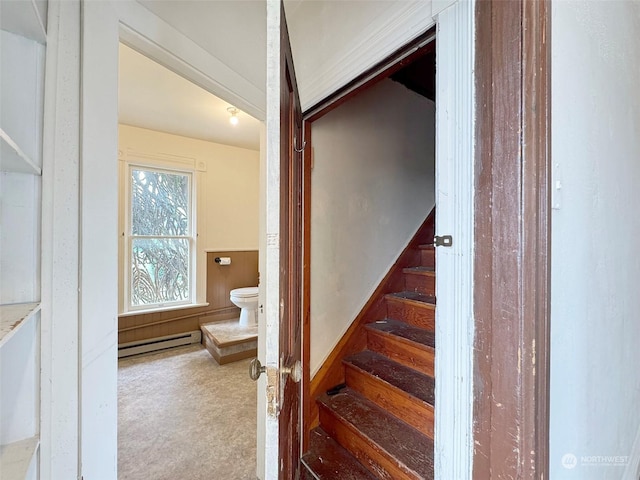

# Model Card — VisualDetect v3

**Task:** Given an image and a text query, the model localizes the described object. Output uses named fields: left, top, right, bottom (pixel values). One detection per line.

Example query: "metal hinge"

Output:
left=433, top=235, right=453, bottom=247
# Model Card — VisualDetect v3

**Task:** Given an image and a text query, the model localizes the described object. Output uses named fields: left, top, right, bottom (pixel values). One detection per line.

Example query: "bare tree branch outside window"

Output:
left=130, top=168, right=191, bottom=307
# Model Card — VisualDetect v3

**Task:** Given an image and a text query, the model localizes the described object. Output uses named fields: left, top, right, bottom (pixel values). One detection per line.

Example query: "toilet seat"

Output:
left=230, top=287, right=258, bottom=298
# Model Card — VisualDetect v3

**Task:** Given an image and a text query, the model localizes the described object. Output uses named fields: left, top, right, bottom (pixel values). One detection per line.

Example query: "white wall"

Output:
left=118, top=124, right=260, bottom=311
left=284, top=0, right=434, bottom=110
left=0, top=173, right=40, bottom=304
left=310, top=79, right=435, bottom=375
left=550, top=2, right=640, bottom=479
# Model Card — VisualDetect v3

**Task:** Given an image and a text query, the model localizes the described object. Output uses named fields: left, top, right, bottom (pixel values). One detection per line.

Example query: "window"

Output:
left=126, top=166, right=194, bottom=310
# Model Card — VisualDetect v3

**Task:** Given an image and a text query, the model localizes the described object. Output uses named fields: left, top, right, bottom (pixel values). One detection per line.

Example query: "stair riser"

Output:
left=318, top=405, right=424, bottom=480
left=386, top=299, right=435, bottom=331
left=420, top=249, right=435, bottom=268
left=404, top=274, right=435, bottom=296
left=366, top=330, right=434, bottom=377
left=345, top=365, right=434, bottom=438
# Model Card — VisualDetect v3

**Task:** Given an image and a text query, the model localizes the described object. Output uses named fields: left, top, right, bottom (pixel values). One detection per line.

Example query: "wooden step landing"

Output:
left=200, top=320, right=257, bottom=365
left=318, top=389, right=434, bottom=480
left=403, top=266, right=435, bottom=296
left=385, top=292, right=436, bottom=331
left=344, top=350, right=434, bottom=437
left=365, top=319, right=435, bottom=376
left=301, top=428, right=377, bottom=480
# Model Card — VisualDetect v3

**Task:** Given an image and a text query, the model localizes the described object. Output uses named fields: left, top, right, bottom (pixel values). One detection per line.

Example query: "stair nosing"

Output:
left=403, top=266, right=435, bottom=276
left=386, top=291, right=436, bottom=308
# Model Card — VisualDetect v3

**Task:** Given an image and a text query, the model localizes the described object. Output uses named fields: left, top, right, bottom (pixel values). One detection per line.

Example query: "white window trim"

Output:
left=122, top=161, right=198, bottom=314
left=118, top=302, right=209, bottom=317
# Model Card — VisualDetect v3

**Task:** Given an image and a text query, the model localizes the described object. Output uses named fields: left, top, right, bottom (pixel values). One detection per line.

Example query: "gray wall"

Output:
left=551, top=2, right=640, bottom=478
left=310, top=79, right=435, bottom=374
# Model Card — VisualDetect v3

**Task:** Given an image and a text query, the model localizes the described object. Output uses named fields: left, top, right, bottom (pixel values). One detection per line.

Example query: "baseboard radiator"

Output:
left=118, top=331, right=202, bottom=358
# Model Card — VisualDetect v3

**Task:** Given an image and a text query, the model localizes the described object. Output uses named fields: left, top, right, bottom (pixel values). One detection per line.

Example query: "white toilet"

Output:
left=229, top=286, right=259, bottom=327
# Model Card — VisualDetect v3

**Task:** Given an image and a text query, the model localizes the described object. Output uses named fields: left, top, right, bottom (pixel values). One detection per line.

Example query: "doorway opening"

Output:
left=299, top=33, right=438, bottom=477
left=116, top=43, right=261, bottom=479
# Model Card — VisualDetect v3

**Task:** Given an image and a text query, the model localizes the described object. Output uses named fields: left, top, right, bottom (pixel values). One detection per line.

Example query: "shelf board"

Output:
left=0, top=436, right=39, bottom=480
left=0, top=1, right=47, bottom=44
left=0, top=129, right=41, bottom=175
left=0, top=303, right=41, bottom=348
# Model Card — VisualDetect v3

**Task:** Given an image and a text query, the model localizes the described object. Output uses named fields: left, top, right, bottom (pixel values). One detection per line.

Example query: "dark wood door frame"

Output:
left=473, top=1, right=551, bottom=478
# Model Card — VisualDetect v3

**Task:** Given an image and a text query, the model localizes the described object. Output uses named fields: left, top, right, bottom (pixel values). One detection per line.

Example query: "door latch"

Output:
left=433, top=235, right=453, bottom=247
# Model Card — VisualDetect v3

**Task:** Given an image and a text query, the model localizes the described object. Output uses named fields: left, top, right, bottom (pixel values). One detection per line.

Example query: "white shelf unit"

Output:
left=0, top=304, right=41, bottom=480
left=0, top=2, right=47, bottom=479
left=0, top=129, right=42, bottom=176
left=0, top=1, right=47, bottom=45
left=0, top=303, right=41, bottom=348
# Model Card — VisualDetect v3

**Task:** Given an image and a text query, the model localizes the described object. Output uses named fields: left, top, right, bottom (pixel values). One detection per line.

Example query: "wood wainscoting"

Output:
left=118, top=250, right=259, bottom=344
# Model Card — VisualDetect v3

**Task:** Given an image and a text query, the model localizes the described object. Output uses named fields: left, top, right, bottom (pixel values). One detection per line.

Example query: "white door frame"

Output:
left=40, top=2, right=82, bottom=478
left=42, top=0, right=268, bottom=477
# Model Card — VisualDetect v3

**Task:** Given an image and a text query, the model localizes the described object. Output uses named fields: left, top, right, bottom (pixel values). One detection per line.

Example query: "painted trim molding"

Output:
left=81, top=1, right=120, bottom=476
left=433, top=1, right=475, bottom=479
left=40, top=1, right=81, bottom=478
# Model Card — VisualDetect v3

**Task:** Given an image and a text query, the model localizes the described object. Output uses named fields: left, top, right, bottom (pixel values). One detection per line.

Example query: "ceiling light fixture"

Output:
left=227, top=107, right=239, bottom=126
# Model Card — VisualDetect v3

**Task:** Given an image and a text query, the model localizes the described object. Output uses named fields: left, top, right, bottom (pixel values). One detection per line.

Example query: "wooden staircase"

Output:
left=302, top=221, right=436, bottom=480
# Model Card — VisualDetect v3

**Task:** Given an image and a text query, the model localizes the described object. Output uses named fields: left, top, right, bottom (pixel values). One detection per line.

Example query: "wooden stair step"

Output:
left=403, top=266, right=435, bottom=296
left=385, top=292, right=436, bottom=331
left=318, top=388, right=434, bottom=480
left=345, top=350, right=435, bottom=404
left=418, top=244, right=435, bottom=268
left=343, top=350, right=434, bottom=437
left=365, top=319, right=435, bottom=376
left=301, top=428, right=378, bottom=480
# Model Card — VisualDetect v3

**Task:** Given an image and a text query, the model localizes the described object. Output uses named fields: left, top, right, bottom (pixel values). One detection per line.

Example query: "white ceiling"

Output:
left=118, top=43, right=261, bottom=151
left=117, top=0, right=419, bottom=150
left=138, top=0, right=267, bottom=92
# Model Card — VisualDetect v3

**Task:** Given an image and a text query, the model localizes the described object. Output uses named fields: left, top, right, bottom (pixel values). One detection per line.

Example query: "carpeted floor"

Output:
left=118, top=344, right=257, bottom=480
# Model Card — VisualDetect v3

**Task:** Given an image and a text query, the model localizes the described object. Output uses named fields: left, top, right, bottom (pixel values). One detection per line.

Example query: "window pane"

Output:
left=131, top=169, right=189, bottom=236
left=131, top=238, right=189, bottom=306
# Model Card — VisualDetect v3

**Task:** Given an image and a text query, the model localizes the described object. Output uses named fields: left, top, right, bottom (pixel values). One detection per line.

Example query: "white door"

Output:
left=433, top=1, right=475, bottom=479
left=262, top=1, right=305, bottom=478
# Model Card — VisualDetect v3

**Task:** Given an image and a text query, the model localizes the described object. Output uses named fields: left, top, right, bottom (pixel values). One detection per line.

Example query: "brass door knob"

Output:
left=282, top=360, right=302, bottom=383
left=249, top=358, right=266, bottom=381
